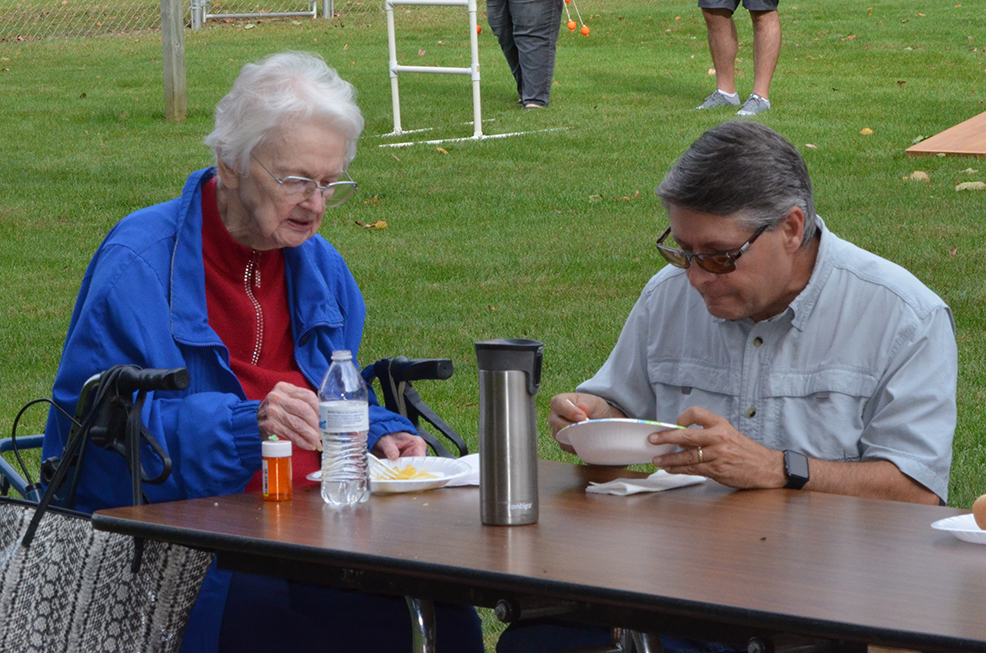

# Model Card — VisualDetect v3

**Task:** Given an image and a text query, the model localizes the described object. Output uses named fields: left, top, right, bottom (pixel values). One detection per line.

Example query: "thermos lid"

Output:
left=262, top=438, right=292, bottom=458
left=475, top=338, right=544, bottom=395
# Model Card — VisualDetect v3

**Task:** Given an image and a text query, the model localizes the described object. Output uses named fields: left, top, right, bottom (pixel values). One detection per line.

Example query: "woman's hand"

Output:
left=372, top=432, right=427, bottom=460
left=257, top=382, right=321, bottom=451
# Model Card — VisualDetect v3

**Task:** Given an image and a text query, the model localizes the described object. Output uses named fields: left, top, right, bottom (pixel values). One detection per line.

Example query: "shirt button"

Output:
left=746, top=407, right=757, bottom=418
left=753, top=337, right=763, bottom=347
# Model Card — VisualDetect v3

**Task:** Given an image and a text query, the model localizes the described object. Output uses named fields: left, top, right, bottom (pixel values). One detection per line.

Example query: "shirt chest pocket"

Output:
left=759, top=369, right=879, bottom=459
left=647, top=361, right=738, bottom=425
left=648, top=361, right=879, bottom=460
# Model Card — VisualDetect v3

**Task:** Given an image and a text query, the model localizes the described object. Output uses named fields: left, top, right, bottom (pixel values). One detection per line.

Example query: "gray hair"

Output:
left=204, top=51, right=365, bottom=174
left=655, top=122, right=818, bottom=245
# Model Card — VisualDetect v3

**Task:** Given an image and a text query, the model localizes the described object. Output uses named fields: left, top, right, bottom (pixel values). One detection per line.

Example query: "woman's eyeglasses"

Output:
left=252, top=155, right=358, bottom=208
left=655, top=224, right=769, bottom=275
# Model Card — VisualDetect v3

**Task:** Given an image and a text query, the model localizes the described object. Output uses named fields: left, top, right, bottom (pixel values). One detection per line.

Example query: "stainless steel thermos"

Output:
left=476, top=338, right=544, bottom=526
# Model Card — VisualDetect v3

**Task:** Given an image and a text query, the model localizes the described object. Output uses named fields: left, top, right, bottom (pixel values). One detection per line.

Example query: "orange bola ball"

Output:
left=476, top=25, right=481, bottom=34
left=565, top=0, right=571, bottom=3
left=567, top=20, right=576, bottom=31
left=581, top=24, right=590, bottom=35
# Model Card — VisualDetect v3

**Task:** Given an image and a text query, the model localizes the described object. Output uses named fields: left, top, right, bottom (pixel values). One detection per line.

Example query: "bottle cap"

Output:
left=262, top=438, right=292, bottom=458
left=331, top=350, right=353, bottom=361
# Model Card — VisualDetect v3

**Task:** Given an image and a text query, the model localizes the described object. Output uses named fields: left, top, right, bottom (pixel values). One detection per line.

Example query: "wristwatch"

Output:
left=783, top=450, right=810, bottom=490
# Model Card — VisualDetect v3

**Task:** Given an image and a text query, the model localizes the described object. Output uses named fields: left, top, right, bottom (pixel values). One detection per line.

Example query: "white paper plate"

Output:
left=555, top=418, right=682, bottom=465
left=931, top=513, right=986, bottom=545
left=306, top=456, right=471, bottom=494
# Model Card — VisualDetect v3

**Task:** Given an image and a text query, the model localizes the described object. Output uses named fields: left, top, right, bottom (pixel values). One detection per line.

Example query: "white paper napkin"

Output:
left=586, top=469, right=706, bottom=496
left=445, top=453, right=480, bottom=487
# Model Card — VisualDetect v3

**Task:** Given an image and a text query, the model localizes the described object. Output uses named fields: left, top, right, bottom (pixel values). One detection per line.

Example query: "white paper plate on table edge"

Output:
left=306, top=456, right=471, bottom=494
left=556, top=418, right=682, bottom=466
left=931, top=513, right=986, bottom=545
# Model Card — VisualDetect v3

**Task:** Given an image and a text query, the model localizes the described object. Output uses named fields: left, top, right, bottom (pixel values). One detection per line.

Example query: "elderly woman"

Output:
left=42, top=52, right=483, bottom=653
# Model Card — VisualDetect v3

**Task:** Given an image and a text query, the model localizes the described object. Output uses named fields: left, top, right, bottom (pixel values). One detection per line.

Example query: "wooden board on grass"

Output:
left=905, top=111, right=986, bottom=157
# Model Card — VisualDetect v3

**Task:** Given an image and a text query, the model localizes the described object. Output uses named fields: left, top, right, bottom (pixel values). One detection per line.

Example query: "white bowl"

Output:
left=931, top=513, right=986, bottom=545
left=555, top=418, right=681, bottom=466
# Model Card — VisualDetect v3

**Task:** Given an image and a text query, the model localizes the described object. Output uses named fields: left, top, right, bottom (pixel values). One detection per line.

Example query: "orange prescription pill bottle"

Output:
left=262, top=438, right=292, bottom=501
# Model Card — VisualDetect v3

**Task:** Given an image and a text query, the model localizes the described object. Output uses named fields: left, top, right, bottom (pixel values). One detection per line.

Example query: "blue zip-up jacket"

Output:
left=42, top=167, right=416, bottom=652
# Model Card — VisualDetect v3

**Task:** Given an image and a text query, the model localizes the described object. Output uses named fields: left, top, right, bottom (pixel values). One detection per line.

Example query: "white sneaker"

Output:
left=696, top=90, right=741, bottom=110
left=737, top=94, right=771, bottom=116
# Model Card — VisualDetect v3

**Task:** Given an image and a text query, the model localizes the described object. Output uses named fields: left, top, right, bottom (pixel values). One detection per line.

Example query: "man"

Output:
left=695, top=0, right=781, bottom=116
left=551, top=121, right=956, bottom=506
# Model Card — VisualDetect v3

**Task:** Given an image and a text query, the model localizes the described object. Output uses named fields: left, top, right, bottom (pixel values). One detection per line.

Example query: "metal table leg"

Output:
left=406, top=596, right=437, bottom=653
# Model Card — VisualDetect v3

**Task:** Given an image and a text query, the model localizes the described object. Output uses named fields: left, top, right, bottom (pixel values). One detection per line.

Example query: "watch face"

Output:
left=786, top=452, right=809, bottom=479
left=784, top=451, right=809, bottom=489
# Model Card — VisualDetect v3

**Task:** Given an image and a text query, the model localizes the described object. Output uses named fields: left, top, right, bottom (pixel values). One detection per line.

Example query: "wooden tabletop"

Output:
left=93, top=460, right=986, bottom=652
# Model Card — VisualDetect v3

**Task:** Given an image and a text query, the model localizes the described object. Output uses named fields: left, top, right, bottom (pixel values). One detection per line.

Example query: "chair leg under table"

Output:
left=406, top=596, right=438, bottom=653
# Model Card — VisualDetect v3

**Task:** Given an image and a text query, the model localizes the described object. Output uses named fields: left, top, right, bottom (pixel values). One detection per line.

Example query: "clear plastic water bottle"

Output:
left=318, top=350, right=370, bottom=507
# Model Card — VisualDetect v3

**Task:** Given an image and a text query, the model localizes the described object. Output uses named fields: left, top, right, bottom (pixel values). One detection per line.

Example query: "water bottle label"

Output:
left=319, top=400, right=369, bottom=432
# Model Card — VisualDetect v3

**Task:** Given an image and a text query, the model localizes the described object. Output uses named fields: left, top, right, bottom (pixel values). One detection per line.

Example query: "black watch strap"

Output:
left=783, top=450, right=809, bottom=490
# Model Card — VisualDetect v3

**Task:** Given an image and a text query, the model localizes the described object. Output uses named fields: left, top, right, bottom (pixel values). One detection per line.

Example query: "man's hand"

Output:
left=549, top=393, right=626, bottom=453
left=257, top=382, right=321, bottom=451
left=650, top=406, right=786, bottom=489
left=372, top=432, right=427, bottom=460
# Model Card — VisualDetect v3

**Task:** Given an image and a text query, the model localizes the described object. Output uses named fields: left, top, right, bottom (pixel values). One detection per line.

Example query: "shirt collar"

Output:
left=785, top=215, right=832, bottom=331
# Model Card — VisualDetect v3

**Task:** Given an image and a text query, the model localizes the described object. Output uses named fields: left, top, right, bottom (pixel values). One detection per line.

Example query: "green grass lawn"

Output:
left=1, top=0, right=984, bottom=515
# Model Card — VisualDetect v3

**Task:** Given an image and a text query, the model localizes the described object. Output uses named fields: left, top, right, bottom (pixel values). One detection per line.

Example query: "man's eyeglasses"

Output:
left=655, top=224, right=770, bottom=275
left=252, top=155, right=358, bottom=208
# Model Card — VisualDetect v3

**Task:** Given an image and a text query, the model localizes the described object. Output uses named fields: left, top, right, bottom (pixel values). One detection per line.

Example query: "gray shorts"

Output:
left=698, top=0, right=778, bottom=11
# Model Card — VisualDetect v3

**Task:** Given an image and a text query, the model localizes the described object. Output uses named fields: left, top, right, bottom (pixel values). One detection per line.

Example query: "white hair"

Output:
left=204, top=51, right=364, bottom=173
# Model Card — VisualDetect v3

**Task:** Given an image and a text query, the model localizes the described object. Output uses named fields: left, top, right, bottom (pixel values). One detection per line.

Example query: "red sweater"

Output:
left=201, top=177, right=320, bottom=488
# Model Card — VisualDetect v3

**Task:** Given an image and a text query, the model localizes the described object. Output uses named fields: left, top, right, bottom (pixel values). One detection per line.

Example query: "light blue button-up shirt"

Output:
left=578, top=218, right=957, bottom=501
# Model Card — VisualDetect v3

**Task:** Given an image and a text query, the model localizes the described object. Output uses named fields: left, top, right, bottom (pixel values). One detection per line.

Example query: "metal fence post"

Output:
left=190, top=0, right=203, bottom=29
left=161, top=0, right=187, bottom=122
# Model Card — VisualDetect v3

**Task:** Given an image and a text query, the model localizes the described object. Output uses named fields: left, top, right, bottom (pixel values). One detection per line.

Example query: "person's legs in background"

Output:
left=694, top=0, right=742, bottom=110
left=487, top=0, right=524, bottom=102
left=508, top=0, right=564, bottom=107
left=702, top=6, right=739, bottom=96
left=749, top=9, right=780, bottom=100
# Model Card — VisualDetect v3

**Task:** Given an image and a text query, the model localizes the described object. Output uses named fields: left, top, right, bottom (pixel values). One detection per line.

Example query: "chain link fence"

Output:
left=0, top=0, right=380, bottom=42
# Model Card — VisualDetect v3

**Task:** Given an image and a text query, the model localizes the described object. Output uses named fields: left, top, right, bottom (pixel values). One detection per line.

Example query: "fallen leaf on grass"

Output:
left=436, top=146, right=449, bottom=155
left=707, top=68, right=716, bottom=76
left=907, top=171, right=930, bottom=182
left=355, top=219, right=388, bottom=229
left=950, top=248, right=958, bottom=256
left=911, top=135, right=925, bottom=144
left=362, top=195, right=381, bottom=206
left=588, top=194, right=603, bottom=203
left=956, top=181, right=986, bottom=191
left=391, top=153, right=401, bottom=161
left=805, top=143, right=818, bottom=150
left=860, top=127, right=874, bottom=135
left=418, top=49, right=426, bottom=56
left=961, top=168, right=979, bottom=174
